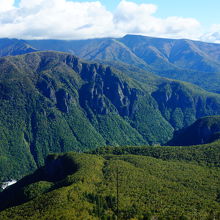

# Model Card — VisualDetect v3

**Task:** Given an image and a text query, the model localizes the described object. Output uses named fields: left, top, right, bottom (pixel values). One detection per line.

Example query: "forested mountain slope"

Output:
left=1, top=51, right=220, bottom=181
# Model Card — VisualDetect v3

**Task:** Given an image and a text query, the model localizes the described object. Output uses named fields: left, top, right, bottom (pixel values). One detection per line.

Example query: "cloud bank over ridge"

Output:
left=0, top=0, right=219, bottom=43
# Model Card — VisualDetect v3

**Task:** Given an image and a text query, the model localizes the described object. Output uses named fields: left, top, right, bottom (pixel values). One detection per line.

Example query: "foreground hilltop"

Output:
left=1, top=51, right=220, bottom=180
left=1, top=143, right=220, bottom=219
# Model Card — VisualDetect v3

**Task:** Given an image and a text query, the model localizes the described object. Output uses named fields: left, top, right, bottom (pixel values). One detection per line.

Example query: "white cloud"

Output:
left=161, top=17, right=201, bottom=39
left=0, top=0, right=213, bottom=42
left=19, top=0, right=45, bottom=8
left=113, top=1, right=158, bottom=34
left=113, top=1, right=201, bottom=40
left=201, top=24, right=220, bottom=43
left=114, top=0, right=157, bottom=23
left=0, top=0, right=15, bottom=12
left=0, top=0, right=114, bottom=39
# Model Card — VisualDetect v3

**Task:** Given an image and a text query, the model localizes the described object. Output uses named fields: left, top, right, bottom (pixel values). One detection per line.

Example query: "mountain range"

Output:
left=1, top=35, right=220, bottom=93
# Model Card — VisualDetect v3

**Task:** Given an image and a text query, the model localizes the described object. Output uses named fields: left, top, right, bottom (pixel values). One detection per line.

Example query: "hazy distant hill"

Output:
left=1, top=51, right=220, bottom=181
left=120, top=35, right=220, bottom=73
left=120, top=35, right=220, bottom=93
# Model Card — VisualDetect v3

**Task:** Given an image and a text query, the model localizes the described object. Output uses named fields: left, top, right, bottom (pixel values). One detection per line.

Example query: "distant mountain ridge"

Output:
left=0, top=38, right=37, bottom=57
left=1, top=35, right=220, bottom=92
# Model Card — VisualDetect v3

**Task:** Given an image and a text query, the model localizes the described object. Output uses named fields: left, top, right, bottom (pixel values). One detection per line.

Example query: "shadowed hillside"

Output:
left=168, top=115, right=220, bottom=146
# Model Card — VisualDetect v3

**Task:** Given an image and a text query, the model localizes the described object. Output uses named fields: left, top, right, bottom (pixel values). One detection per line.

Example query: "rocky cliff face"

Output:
left=79, top=65, right=138, bottom=117
left=35, top=54, right=141, bottom=117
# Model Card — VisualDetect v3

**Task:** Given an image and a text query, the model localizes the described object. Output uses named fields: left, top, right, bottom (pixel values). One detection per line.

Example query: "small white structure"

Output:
left=1, top=180, right=17, bottom=190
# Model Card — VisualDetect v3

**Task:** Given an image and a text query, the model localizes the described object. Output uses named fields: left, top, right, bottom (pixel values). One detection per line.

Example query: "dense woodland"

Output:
left=1, top=143, right=220, bottom=219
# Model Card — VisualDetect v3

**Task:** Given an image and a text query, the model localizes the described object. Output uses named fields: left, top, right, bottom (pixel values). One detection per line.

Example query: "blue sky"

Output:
left=150, top=0, right=219, bottom=29
left=1, top=0, right=219, bottom=42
